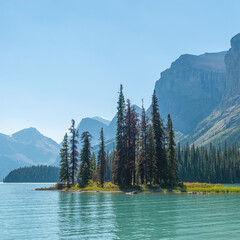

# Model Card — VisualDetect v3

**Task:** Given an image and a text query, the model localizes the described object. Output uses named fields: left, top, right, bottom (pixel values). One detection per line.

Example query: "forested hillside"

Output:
left=3, top=165, right=59, bottom=183
left=178, top=143, right=240, bottom=183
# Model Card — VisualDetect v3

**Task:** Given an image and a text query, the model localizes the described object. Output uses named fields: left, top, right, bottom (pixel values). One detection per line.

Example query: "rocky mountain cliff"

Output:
left=151, top=33, right=240, bottom=147
left=224, top=33, right=240, bottom=100
left=186, top=33, right=240, bottom=146
left=154, top=52, right=227, bottom=135
left=78, top=35, right=240, bottom=148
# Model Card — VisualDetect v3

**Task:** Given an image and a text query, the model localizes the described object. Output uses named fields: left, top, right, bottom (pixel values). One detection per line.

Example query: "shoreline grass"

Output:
left=35, top=181, right=240, bottom=194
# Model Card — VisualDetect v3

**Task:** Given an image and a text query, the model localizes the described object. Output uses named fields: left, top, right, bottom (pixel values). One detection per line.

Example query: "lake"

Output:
left=1, top=183, right=240, bottom=239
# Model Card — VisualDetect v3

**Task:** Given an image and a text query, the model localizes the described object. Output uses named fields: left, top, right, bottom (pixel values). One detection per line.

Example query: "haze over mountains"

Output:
left=77, top=105, right=142, bottom=147
left=0, top=128, right=60, bottom=180
left=2, top=33, right=240, bottom=180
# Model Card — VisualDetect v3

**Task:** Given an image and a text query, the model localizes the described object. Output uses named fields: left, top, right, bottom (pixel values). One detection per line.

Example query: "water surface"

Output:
left=0, top=183, right=240, bottom=239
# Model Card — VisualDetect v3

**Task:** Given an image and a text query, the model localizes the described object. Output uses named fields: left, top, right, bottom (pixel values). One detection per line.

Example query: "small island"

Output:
left=36, top=181, right=240, bottom=194
left=36, top=85, right=240, bottom=194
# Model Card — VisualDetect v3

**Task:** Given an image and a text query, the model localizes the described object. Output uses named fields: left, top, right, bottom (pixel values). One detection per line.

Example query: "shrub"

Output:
left=55, top=182, right=63, bottom=190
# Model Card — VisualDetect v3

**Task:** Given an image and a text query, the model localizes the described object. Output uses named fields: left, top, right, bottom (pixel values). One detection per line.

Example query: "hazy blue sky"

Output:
left=1, top=0, right=240, bottom=142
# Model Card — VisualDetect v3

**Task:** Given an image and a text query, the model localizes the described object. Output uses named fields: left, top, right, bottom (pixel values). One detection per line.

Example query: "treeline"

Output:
left=3, top=165, right=59, bottom=183
left=178, top=143, right=240, bottom=183
left=59, top=85, right=178, bottom=187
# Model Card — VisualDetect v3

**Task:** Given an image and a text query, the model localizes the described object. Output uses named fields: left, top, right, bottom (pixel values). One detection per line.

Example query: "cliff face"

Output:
left=154, top=52, right=226, bottom=134
left=225, top=33, right=240, bottom=98
left=185, top=33, right=240, bottom=146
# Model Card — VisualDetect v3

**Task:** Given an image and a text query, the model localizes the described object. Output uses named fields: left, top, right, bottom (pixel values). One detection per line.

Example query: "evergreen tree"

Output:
left=113, top=84, right=125, bottom=185
left=138, top=100, right=148, bottom=184
left=69, top=119, right=79, bottom=185
left=151, top=90, right=167, bottom=184
left=123, top=99, right=138, bottom=185
left=146, top=125, right=156, bottom=184
left=78, top=132, right=92, bottom=186
left=98, top=128, right=106, bottom=186
left=90, top=152, right=97, bottom=180
left=166, top=114, right=178, bottom=187
left=106, top=150, right=114, bottom=182
left=177, top=143, right=182, bottom=180
left=59, top=133, right=70, bottom=187
left=177, top=141, right=240, bottom=183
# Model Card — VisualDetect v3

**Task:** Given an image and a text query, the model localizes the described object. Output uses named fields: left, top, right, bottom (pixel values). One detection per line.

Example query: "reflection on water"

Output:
left=56, top=191, right=240, bottom=240
left=58, top=193, right=117, bottom=239
left=1, top=183, right=240, bottom=240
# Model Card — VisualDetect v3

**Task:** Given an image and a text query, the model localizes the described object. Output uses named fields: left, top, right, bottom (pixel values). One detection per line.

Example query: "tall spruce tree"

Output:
left=69, top=119, right=79, bottom=185
left=138, top=100, right=148, bottom=184
left=79, top=131, right=92, bottom=186
left=146, top=125, right=156, bottom=184
left=90, top=152, right=97, bottom=180
left=130, top=104, right=138, bottom=185
left=113, top=84, right=125, bottom=185
left=59, top=133, right=70, bottom=187
left=151, top=90, right=167, bottom=184
left=106, top=150, right=115, bottom=182
left=167, top=114, right=178, bottom=187
left=123, top=99, right=138, bottom=185
left=98, top=128, right=106, bottom=186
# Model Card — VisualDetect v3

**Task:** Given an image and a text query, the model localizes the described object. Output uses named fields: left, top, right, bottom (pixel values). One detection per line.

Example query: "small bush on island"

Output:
left=68, top=181, right=120, bottom=192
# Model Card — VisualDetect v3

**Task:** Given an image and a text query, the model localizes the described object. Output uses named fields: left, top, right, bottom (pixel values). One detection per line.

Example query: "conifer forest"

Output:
left=59, top=85, right=240, bottom=187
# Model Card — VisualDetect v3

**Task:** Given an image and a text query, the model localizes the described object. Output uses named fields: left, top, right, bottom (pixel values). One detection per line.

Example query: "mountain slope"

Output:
left=187, top=33, right=240, bottom=146
left=92, top=116, right=111, bottom=126
left=0, top=128, right=60, bottom=180
left=77, top=105, right=142, bottom=148
left=77, top=118, right=108, bottom=146
left=153, top=51, right=227, bottom=135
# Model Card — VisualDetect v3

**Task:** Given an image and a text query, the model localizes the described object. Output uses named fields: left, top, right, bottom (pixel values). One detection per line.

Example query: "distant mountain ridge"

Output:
left=77, top=106, right=142, bottom=147
left=0, top=128, right=60, bottom=181
left=92, top=116, right=111, bottom=126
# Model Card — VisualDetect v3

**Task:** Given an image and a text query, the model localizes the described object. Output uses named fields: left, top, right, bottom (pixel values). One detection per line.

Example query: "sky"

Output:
left=1, top=0, right=240, bottom=143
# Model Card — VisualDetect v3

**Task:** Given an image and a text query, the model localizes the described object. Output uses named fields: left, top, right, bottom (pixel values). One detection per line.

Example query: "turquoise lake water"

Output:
left=1, top=183, right=240, bottom=240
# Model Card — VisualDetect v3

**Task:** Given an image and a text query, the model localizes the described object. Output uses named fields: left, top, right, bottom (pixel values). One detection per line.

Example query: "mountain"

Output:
left=77, top=105, right=142, bottom=148
left=187, top=33, right=240, bottom=146
left=153, top=51, right=226, bottom=135
left=153, top=33, right=240, bottom=147
left=5, top=34, right=240, bottom=178
left=92, top=116, right=111, bottom=126
left=0, top=128, right=60, bottom=181
left=77, top=118, right=108, bottom=146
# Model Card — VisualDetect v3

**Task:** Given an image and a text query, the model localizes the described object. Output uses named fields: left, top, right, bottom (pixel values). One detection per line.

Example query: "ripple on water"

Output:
left=0, top=184, right=240, bottom=240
